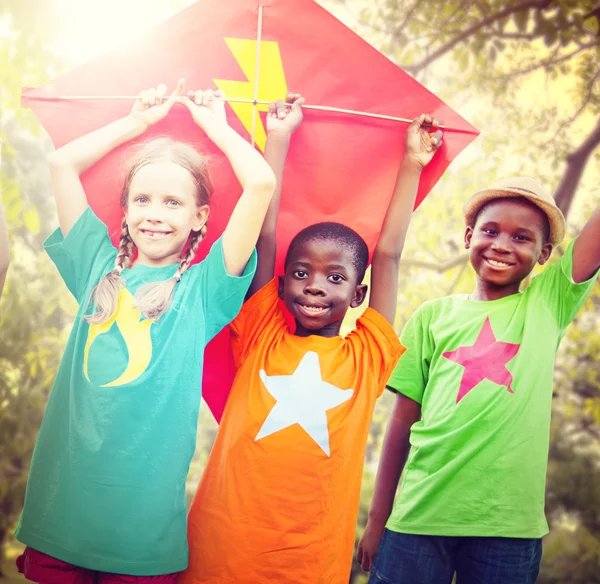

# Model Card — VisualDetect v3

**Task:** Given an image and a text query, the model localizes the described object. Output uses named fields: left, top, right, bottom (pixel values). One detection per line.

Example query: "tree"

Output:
left=0, top=4, right=72, bottom=574
left=335, top=0, right=600, bottom=216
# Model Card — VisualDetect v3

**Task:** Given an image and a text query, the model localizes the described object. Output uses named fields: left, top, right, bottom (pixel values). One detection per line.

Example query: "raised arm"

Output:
left=357, top=393, right=421, bottom=572
left=182, top=90, right=277, bottom=277
left=49, top=80, right=185, bottom=236
left=572, top=207, right=600, bottom=283
left=247, top=94, right=304, bottom=297
left=369, top=115, right=442, bottom=323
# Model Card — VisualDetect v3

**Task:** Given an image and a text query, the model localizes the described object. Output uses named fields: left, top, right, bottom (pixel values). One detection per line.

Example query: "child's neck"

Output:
left=294, top=319, right=343, bottom=339
left=132, top=257, right=179, bottom=269
left=469, top=278, right=522, bottom=302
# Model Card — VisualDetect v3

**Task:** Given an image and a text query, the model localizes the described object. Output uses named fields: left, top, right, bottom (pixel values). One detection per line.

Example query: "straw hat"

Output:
left=463, top=176, right=566, bottom=245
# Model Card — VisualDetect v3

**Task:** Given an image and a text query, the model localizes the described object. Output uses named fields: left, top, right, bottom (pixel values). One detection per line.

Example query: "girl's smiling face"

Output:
left=125, top=161, right=209, bottom=267
left=465, top=198, right=553, bottom=298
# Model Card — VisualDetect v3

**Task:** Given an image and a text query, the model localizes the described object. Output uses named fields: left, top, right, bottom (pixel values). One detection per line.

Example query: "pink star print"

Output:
left=443, top=317, right=520, bottom=403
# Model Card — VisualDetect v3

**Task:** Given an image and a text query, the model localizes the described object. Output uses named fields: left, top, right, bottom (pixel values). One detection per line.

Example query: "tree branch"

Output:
left=541, top=68, right=600, bottom=148
left=495, top=32, right=536, bottom=40
left=554, top=119, right=600, bottom=217
left=394, top=0, right=422, bottom=37
left=435, top=0, right=472, bottom=36
left=480, top=41, right=598, bottom=82
left=473, top=0, right=489, bottom=17
left=403, top=0, right=553, bottom=73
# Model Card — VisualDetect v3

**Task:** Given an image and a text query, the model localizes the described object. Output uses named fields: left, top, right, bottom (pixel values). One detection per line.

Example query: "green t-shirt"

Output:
left=15, top=207, right=256, bottom=575
left=386, top=240, right=598, bottom=538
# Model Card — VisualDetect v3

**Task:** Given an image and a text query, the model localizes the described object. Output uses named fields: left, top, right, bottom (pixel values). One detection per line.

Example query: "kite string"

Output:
left=251, top=5, right=264, bottom=147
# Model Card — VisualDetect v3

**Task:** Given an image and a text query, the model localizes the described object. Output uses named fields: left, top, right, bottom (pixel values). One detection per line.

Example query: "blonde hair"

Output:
left=87, top=138, right=212, bottom=324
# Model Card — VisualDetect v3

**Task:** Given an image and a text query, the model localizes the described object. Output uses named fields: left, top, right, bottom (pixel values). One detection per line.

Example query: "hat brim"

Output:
left=463, top=188, right=566, bottom=245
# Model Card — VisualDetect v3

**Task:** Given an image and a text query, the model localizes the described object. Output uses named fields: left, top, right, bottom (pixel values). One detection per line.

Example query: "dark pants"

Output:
left=368, top=529, right=542, bottom=584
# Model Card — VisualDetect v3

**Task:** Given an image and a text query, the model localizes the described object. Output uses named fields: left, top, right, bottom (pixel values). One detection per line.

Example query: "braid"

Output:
left=115, top=217, right=134, bottom=272
left=175, top=229, right=204, bottom=281
left=86, top=218, right=134, bottom=325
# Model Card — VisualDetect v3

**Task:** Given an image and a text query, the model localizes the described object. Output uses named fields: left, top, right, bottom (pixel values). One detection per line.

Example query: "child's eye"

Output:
left=513, top=235, right=529, bottom=242
left=134, top=196, right=149, bottom=204
left=482, top=228, right=497, bottom=236
left=293, top=270, right=308, bottom=279
left=328, top=274, right=345, bottom=283
left=166, top=199, right=181, bottom=207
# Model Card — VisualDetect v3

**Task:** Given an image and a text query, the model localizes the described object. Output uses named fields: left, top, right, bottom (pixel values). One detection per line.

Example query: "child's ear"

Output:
left=537, top=242, right=553, bottom=265
left=193, top=204, right=210, bottom=232
left=464, top=226, right=474, bottom=249
left=277, top=275, right=285, bottom=299
left=350, top=284, right=368, bottom=308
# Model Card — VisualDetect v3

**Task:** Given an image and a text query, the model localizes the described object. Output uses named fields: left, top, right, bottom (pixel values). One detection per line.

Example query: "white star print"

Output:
left=255, top=351, right=354, bottom=456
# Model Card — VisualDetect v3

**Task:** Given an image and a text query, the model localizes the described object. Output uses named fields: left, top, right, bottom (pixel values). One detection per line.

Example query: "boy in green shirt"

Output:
left=358, top=177, right=600, bottom=584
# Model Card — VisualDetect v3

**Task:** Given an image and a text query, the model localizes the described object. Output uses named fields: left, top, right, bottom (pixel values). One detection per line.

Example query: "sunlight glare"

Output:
left=51, top=0, right=195, bottom=65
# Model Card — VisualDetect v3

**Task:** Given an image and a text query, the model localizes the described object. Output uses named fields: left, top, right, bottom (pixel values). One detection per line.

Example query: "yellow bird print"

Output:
left=83, top=287, right=153, bottom=387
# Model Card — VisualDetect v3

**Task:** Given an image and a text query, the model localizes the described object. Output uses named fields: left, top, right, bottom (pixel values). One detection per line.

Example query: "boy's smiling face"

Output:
left=278, top=238, right=367, bottom=338
left=465, top=198, right=553, bottom=296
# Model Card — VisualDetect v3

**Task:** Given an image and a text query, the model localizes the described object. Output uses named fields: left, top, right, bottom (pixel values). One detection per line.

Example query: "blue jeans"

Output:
left=368, top=529, right=542, bottom=584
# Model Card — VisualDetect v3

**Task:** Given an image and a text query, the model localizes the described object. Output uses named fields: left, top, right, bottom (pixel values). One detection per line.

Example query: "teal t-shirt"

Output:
left=15, top=207, right=256, bottom=575
left=386, top=240, right=598, bottom=538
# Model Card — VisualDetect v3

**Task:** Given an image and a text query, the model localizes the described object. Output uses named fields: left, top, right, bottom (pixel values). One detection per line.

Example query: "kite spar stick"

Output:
left=21, top=95, right=478, bottom=135
left=250, top=5, right=265, bottom=147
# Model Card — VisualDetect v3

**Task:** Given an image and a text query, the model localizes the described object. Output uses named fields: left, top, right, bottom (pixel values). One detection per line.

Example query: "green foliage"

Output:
left=0, top=242, right=72, bottom=551
left=0, top=6, right=70, bottom=575
left=347, top=0, right=600, bottom=185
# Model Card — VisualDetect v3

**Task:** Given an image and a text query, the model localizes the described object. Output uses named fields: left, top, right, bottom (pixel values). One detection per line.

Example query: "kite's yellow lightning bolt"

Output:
left=214, top=39, right=288, bottom=152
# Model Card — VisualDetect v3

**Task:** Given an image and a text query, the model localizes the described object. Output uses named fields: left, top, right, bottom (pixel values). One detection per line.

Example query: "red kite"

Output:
left=22, top=0, right=478, bottom=421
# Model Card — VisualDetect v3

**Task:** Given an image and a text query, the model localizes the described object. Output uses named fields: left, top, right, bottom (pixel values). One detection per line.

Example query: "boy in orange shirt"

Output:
left=179, top=97, right=443, bottom=584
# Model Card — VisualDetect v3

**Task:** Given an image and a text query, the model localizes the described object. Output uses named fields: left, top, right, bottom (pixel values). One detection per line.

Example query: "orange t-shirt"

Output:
left=180, top=280, right=404, bottom=584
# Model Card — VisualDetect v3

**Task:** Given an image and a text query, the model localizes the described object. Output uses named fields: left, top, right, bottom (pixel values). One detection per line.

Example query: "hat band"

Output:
left=503, top=186, right=542, bottom=197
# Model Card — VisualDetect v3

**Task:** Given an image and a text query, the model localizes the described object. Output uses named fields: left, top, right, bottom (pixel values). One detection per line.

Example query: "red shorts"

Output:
left=16, top=548, right=179, bottom=584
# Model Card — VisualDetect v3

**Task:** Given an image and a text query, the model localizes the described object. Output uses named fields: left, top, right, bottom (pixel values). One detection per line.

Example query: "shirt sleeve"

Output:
left=350, top=307, right=406, bottom=397
left=43, top=207, right=117, bottom=304
left=386, top=306, right=429, bottom=404
left=229, top=279, right=287, bottom=368
left=193, top=237, right=258, bottom=344
left=531, top=239, right=600, bottom=330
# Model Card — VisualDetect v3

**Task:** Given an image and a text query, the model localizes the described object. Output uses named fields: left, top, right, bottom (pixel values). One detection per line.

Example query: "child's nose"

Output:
left=490, top=233, right=512, bottom=251
left=144, top=203, right=165, bottom=222
left=304, top=277, right=326, bottom=295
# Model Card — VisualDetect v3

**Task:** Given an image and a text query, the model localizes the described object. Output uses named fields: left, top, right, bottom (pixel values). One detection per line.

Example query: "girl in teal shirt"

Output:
left=15, top=80, right=275, bottom=582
